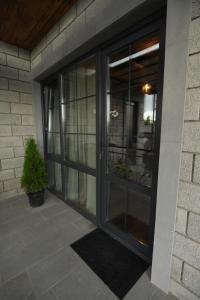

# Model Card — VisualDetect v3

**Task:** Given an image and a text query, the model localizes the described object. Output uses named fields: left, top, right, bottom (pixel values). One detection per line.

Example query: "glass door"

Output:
left=102, top=32, right=162, bottom=259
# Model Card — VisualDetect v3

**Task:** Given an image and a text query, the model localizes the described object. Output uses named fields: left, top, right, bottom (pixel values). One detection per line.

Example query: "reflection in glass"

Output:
left=107, top=35, right=159, bottom=187
left=47, top=133, right=61, bottom=155
left=65, top=167, right=96, bottom=215
left=108, top=182, right=150, bottom=246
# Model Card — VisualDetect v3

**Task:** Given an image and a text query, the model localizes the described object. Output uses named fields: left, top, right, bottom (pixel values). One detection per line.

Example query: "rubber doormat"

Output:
left=71, top=228, right=149, bottom=299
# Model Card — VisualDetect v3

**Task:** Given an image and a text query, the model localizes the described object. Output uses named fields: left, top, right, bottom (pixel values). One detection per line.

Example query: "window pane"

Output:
left=48, top=161, right=62, bottom=192
left=65, top=167, right=96, bottom=216
left=107, top=182, right=150, bottom=246
left=63, top=67, right=76, bottom=101
left=47, top=133, right=61, bottom=155
left=48, top=108, right=60, bottom=132
left=63, top=56, right=96, bottom=169
left=107, top=35, right=159, bottom=187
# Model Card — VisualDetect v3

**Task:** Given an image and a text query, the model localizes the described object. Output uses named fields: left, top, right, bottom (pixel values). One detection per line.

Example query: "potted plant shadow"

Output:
left=21, top=138, right=48, bottom=207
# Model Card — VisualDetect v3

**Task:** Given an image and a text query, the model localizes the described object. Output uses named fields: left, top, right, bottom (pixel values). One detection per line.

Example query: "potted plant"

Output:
left=21, top=137, right=48, bottom=207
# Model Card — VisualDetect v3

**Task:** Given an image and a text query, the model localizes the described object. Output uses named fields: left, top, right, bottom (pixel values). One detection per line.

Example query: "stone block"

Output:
left=77, top=0, right=94, bottom=16
left=171, top=256, right=183, bottom=282
left=0, top=102, right=10, bottom=113
left=22, top=115, right=34, bottom=125
left=3, top=178, right=21, bottom=192
left=12, top=125, right=35, bottom=136
left=183, top=122, right=200, bottom=153
left=0, top=41, right=18, bottom=56
left=7, top=55, right=30, bottom=71
left=60, top=5, right=76, bottom=31
left=170, top=279, right=199, bottom=300
left=14, top=147, right=24, bottom=157
left=192, top=0, right=200, bottom=19
left=187, top=53, right=200, bottom=88
left=0, top=189, right=18, bottom=201
left=15, top=167, right=23, bottom=178
left=0, top=90, right=19, bottom=102
left=9, top=80, right=32, bottom=94
left=178, top=181, right=200, bottom=213
left=180, top=152, right=193, bottom=181
left=0, top=52, right=6, bottom=65
left=176, top=207, right=188, bottom=235
left=0, top=137, right=22, bottom=148
left=0, top=125, right=12, bottom=136
left=0, top=65, right=18, bottom=80
left=46, top=24, right=60, bottom=45
left=193, top=155, right=200, bottom=184
left=187, top=212, right=200, bottom=243
left=182, top=263, right=200, bottom=296
left=18, top=70, right=31, bottom=82
left=184, top=88, right=200, bottom=120
left=19, top=48, right=30, bottom=60
left=31, top=39, right=46, bottom=60
left=189, top=17, right=200, bottom=54
left=0, top=170, right=14, bottom=181
left=0, top=148, right=14, bottom=159
left=0, top=182, right=3, bottom=193
left=20, top=93, right=32, bottom=104
left=11, top=103, right=32, bottom=115
left=173, top=232, right=200, bottom=269
left=1, top=157, right=24, bottom=170
left=0, top=114, right=21, bottom=125
left=0, top=78, right=8, bottom=90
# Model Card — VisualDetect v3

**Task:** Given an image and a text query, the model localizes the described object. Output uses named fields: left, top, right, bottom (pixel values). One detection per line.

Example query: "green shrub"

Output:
left=21, top=138, right=47, bottom=193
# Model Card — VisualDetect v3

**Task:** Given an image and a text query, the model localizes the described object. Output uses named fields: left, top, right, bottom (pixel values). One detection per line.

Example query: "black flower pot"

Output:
left=27, top=190, right=45, bottom=207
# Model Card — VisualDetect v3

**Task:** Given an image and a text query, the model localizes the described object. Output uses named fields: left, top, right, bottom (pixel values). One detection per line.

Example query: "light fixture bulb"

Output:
left=142, top=83, right=152, bottom=94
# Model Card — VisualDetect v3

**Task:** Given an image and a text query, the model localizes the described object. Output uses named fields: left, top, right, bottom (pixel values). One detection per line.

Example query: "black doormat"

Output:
left=71, top=228, right=149, bottom=299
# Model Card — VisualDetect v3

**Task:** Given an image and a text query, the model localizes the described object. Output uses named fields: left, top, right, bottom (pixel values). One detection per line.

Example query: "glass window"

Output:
left=62, top=56, right=96, bottom=169
left=107, top=35, right=159, bottom=187
left=65, top=167, right=96, bottom=216
left=47, top=161, right=62, bottom=193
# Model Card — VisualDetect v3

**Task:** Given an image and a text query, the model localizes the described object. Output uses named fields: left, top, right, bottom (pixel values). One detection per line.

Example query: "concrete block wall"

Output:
left=170, top=1, right=200, bottom=299
left=0, top=41, right=35, bottom=201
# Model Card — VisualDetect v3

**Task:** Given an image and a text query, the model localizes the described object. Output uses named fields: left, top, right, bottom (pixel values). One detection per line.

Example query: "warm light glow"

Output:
left=142, top=83, right=152, bottom=94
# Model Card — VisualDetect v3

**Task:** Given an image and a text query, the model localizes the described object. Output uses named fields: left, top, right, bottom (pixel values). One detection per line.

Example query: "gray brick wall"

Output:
left=170, top=1, right=200, bottom=299
left=0, top=42, right=35, bottom=201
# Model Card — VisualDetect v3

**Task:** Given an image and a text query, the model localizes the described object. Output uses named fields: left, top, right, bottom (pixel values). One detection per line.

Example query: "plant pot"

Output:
left=27, top=190, right=45, bottom=207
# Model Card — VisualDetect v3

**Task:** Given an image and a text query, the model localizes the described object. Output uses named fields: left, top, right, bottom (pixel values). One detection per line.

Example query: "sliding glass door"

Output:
left=42, top=18, right=164, bottom=260
left=101, top=31, right=162, bottom=258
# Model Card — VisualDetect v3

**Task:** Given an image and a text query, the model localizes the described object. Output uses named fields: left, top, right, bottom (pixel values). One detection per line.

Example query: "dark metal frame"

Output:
left=41, top=14, right=166, bottom=262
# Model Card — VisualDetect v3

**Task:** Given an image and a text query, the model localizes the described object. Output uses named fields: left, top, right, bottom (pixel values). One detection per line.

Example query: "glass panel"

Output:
left=65, top=167, right=96, bottom=216
left=107, top=35, right=159, bottom=187
left=63, top=56, right=96, bottom=169
left=63, top=67, right=76, bottom=101
left=48, top=107, right=60, bottom=132
left=47, top=133, right=61, bottom=155
left=107, top=182, right=150, bottom=246
left=48, top=161, right=62, bottom=192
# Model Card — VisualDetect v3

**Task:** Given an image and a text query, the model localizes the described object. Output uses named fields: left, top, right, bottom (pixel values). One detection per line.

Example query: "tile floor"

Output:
left=0, top=191, right=177, bottom=300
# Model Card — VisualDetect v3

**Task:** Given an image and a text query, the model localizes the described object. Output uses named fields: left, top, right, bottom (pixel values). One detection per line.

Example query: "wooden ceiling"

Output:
left=0, top=0, right=76, bottom=50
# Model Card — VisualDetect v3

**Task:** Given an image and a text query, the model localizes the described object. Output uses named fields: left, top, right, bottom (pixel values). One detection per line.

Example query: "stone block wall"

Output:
left=0, top=41, right=35, bottom=201
left=170, top=1, right=200, bottom=299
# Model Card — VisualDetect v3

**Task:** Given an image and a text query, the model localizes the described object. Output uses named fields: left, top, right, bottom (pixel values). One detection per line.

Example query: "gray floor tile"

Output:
left=53, top=260, right=105, bottom=300
left=35, top=290, right=58, bottom=300
left=0, top=221, right=81, bottom=282
left=28, top=246, right=80, bottom=297
left=40, top=202, right=68, bottom=219
left=0, top=272, right=36, bottom=300
left=124, top=269, right=156, bottom=300
left=72, top=217, right=96, bottom=234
